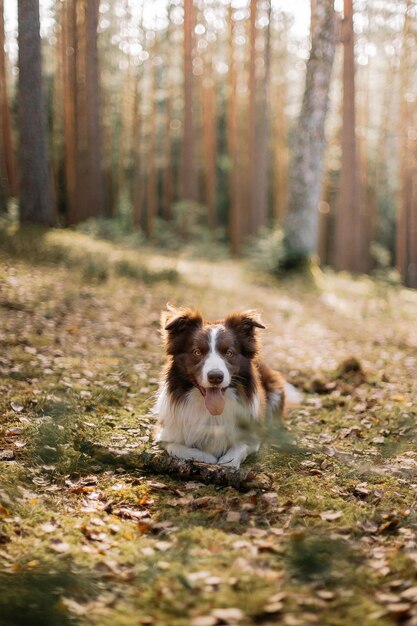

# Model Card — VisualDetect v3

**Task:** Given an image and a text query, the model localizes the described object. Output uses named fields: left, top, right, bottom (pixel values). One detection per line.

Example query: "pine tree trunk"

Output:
left=86, top=0, right=103, bottom=218
left=397, top=0, right=417, bottom=288
left=182, top=0, right=197, bottom=202
left=162, top=17, right=173, bottom=221
left=132, top=79, right=144, bottom=229
left=273, top=24, right=289, bottom=225
left=333, top=0, right=361, bottom=272
left=17, top=0, right=55, bottom=225
left=202, top=53, right=217, bottom=230
left=228, top=6, right=241, bottom=254
left=357, top=55, right=372, bottom=273
left=255, top=1, right=272, bottom=232
left=62, top=0, right=103, bottom=225
left=0, top=0, right=18, bottom=206
left=62, top=0, right=78, bottom=224
left=247, top=0, right=258, bottom=235
left=146, top=42, right=157, bottom=241
left=131, top=4, right=145, bottom=230
left=283, top=0, right=337, bottom=267
left=273, top=83, right=288, bottom=224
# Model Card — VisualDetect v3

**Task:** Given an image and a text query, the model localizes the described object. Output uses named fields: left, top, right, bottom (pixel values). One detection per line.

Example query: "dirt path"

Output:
left=1, top=239, right=417, bottom=626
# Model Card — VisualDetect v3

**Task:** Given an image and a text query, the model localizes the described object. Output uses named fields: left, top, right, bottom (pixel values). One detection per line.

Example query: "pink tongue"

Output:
left=204, top=388, right=225, bottom=416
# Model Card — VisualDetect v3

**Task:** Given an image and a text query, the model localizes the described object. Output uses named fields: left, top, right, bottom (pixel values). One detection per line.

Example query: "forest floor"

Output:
left=1, top=226, right=417, bottom=626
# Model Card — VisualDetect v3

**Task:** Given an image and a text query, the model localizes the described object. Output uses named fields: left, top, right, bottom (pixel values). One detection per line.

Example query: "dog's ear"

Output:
left=162, top=303, right=203, bottom=332
left=225, top=310, right=265, bottom=357
left=162, top=304, right=203, bottom=354
left=225, top=310, right=266, bottom=334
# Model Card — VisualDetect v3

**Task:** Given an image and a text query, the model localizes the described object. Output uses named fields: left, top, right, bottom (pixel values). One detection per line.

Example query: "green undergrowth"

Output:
left=0, top=223, right=179, bottom=284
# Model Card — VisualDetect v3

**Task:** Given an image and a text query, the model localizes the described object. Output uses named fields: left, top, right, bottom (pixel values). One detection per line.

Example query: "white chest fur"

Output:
left=154, top=384, right=260, bottom=458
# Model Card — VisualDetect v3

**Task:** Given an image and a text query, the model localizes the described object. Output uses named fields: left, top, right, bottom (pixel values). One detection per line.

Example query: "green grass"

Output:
left=0, top=223, right=179, bottom=285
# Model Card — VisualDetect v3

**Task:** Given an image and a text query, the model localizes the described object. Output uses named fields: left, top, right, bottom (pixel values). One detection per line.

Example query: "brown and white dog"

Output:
left=153, top=305, right=297, bottom=468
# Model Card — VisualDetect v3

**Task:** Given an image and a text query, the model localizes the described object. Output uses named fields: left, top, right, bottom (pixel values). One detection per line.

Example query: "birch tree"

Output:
left=283, top=0, right=337, bottom=269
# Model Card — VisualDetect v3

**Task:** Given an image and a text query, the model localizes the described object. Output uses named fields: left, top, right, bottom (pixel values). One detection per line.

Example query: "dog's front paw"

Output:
left=166, top=443, right=217, bottom=464
left=197, top=451, right=218, bottom=464
left=218, top=444, right=250, bottom=468
left=218, top=450, right=241, bottom=468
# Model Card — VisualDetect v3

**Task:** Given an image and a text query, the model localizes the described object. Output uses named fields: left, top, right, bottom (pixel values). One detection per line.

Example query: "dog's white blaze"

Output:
left=201, top=326, right=231, bottom=388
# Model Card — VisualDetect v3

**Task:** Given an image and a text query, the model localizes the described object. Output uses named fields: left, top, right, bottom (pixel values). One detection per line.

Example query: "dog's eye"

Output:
left=226, top=349, right=234, bottom=358
left=192, top=348, right=202, bottom=357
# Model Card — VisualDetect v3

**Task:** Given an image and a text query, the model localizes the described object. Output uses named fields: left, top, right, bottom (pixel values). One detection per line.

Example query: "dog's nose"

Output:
left=207, top=369, right=224, bottom=385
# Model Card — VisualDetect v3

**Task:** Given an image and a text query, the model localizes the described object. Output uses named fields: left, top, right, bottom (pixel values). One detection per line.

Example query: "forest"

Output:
left=1, top=2, right=417, bottom=626
left=0, top=0, right=416, bottom=285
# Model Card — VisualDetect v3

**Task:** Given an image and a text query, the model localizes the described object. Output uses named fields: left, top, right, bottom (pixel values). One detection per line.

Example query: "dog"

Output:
left=153, top=305, right=299, bottom=468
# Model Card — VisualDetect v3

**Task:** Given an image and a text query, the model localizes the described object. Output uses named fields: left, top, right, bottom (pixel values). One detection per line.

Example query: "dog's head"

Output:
left=162, top=304, right=265, bottom=415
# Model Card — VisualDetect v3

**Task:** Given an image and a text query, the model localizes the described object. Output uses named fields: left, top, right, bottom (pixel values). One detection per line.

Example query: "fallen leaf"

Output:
left=50, top=541, right=71, bottom=554
left=40, top=522, right=57, bottom=533
left=385, top=603, right=411, bottom=616
left=401, top=587, right=417, bottom=602
left=0, top=450, right=15, bottom=461
left=0, top=504, right=11, bottom=518
left=5, top=427, right=22, bottom=436
left=263, top=602, right=284, bottom=614
left=320, top=510, right=343, bottom=521
left=316, top=590, right=336, bottom=600
left=211, top=608, right=243, bottom=624
left=10, top=402, right=23, bottom=413
left=190, top=617, right=217, bottom=626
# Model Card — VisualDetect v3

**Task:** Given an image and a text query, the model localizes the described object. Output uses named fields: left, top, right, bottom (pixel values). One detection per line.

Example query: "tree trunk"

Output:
left=162, top=15, right=173, bottom=222
left=182, top=0, right=197, bottom=202
left=0, top=0, right=18, bottom=207
left=202, top=52, right=217, bottom=230
left=17, top=0, right=55, bottom=225
left=333, top=0, right=361, bottom=272
left=255, top=1, right=272, bottom=232
left=247, top=0, right=258, bottom=236
left=283, top=0, right=337, bottom=267
left=62, top=0, right=78, bottom=224
left=357, top=52, right=372, bottom=274
left=273, top=20, right=289, bottom=225
left=228, top=5, right=241, bottom=254
left=131, top=3, right=145, bottom=230
left=397, top=0, right=417, bottom=288
left=62, top=0, right=103, bottom=225
left=132, top=74, right=144, bottom=230
left=86, top=0, right=103, bottom=218
left=146, top=41, right=157, bottom=241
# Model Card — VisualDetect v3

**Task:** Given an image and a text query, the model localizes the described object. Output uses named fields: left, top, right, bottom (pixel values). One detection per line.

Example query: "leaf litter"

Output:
left=1, top=237, right=417, bottom=625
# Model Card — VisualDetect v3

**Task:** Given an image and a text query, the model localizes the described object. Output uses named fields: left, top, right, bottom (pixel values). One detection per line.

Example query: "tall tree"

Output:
left=61, top=0, right=77, bottom=223
left=17, top=0, right=55, bottom=225
left=0, top=0, right=18, bottom=210
left=202, top=49, right=217, bottom=230
left=62, top=0, right=103, bottom=224
left=162, top=8, right=174, bottom=221
left=283, top=0, right=337, bottom=268
left=247, top=0, right=258, bottom=236
left=254, top=1, right=272, bottom=232
left=182, top=0, right=197, bottom=202
left=333, top=0, right=361, bottom=272
left=228, top=5, right=241, bottom=254
left=146, top=36, right=158, bottom=241
left=273, top=15, right=289, bottom=225
left=247, top=0, right=272, bottom=235
left=397, top=0, right=417, bottom=288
